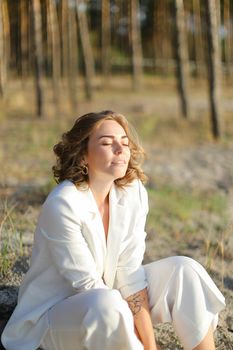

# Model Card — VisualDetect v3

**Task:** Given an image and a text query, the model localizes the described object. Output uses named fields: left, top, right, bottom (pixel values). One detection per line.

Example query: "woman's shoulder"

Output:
left=120, top=179, right=148, bottom=208
left=124, top=178, right=147, bottom=194
left=43, top=180, right=88, bottom=210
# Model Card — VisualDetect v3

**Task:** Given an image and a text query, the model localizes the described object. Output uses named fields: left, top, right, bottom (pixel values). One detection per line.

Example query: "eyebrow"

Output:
left=98, top=135, right=128, bottom=140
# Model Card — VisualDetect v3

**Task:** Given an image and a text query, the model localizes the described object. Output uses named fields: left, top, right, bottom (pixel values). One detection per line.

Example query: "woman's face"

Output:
left=85, top=120, right=131, bottom=184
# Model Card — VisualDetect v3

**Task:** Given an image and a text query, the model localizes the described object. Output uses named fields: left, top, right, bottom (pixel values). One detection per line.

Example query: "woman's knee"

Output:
left=168, top=255, right=203, bottom=274
left=83, top=289, right=131, bottom=332
left=90, top=289, right=128, bottom=318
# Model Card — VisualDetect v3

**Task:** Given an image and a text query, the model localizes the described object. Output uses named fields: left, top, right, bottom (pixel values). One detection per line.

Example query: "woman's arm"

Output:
left=126, top=288, right=160, bottom=350
left=39, top=196, right=107, bottom=291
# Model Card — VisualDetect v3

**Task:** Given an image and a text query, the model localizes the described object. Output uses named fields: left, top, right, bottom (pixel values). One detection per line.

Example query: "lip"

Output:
left=111, top=160, right=126, bottom=165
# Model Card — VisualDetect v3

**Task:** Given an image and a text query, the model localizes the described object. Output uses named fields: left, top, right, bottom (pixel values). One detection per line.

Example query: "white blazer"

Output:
left=2, top=179, right=148, bottom=350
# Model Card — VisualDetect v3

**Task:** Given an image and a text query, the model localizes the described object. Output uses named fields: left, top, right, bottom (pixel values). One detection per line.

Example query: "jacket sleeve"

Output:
left=39, top=196, right=107, bottom=292
left=115, top=181, right=149, bottom=299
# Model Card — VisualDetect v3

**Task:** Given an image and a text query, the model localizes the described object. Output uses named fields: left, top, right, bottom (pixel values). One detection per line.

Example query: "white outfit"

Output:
left=1, top=179, right=225, bottom=350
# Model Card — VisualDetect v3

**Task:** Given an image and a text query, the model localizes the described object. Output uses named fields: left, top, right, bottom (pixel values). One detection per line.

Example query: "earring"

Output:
left=81, top=165, right=88, bottom=176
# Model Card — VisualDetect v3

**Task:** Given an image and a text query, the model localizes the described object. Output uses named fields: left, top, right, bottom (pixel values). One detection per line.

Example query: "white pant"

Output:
left=40, top=256, right=225, bottom=350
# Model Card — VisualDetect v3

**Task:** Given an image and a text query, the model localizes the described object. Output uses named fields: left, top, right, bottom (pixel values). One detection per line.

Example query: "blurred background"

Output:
left=0, top=1, right=233, bottom=347
left=0, top=0, right=232, bottom=123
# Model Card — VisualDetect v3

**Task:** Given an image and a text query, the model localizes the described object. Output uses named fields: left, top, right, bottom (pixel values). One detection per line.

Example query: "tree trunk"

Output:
left=223, top=0, right=231, bottom=76
left=204, top=0, right=223, bottom=138
left=101, top=0, right=111, bottom=84
left=153, top=2, right=164, bottom=73
left=111, top=0, right=121, bottom=49
left=152, top=1, right=157, bottom=72
left=67, top=3, right=78, bottom=112
left=61, top=0, right=69, bottom=78
left=153, top=1, right=171, bottom=74
left=20, top=0, right=29, bottom=79
left=47, top=0, right=61, bottom=113
left=161, top=1, right=172, bottom=73
left=192, top=0, right=204, bottom=76
left=76, top=0, right=94, bottom=100
left=174, top=0, right=191, bottom=119
left=0, top=0, right=9, bottom=96
left=32, top=0, right=43, bottom=117
left=0, top=0, right=6, bottom=96
left=215, top=0, right=221, bottom=31
left=130, top=0, right=143, bottom=91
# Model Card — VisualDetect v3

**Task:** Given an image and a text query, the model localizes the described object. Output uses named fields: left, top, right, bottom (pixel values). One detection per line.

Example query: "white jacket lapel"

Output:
left=80, top=188, right=107, bottom=276
left=104, top=184, right=128, bottom=288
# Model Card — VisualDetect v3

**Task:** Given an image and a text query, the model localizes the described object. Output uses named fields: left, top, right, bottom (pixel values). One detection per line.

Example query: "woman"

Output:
left=1, top=110, right=225, bottom=350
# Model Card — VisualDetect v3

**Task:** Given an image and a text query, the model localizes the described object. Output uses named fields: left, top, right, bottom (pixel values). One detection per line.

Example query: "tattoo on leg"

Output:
left=127, top=292, right=145, bottom=316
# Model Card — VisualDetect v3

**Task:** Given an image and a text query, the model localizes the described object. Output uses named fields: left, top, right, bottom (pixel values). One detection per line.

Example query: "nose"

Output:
left=114, top=142, right=123, bottom=154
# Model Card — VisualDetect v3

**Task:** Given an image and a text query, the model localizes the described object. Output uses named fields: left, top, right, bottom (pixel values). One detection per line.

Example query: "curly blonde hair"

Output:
left=52, top=110, right=147, bottom=187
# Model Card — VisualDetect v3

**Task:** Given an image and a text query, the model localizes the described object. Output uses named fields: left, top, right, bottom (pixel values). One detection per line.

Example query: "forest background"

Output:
left=0, top=0, right=233, bottom=349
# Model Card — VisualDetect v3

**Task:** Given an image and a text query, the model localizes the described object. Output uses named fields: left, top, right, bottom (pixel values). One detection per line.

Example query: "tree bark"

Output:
left=0, top=0, right=9, bottom=96
left=20, top=0, right=29, bottom=79
left=204, top=0, right=223, bottom=139
left=153, top=1, right=172, bottom=74
left=32, top=0, right=43, bottom=117
left=0, top=0, right=6, bottom=96
left=67, top=3, right=78, bottom=112
left=111, top=0, right=121, bottom=49
left=192, top=0, right=204, bottom=77
left=76, top=0, right=94, bottom=100
left=174, top=0, right=191, bottom=119
left=61, top=0, right=69, bottom=78
left=161, top=1, right=172, bottom=73
left=223, top=0, right=231, bottom=76
left=102, top=0, right=111, bottom=84
left=130, top=0, right=143, bottom=91
left=47, top=0, right=61, bottom=113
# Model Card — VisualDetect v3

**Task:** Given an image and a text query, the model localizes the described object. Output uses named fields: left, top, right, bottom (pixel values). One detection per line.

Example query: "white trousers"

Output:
left=40, top=256, right=225, bottom=350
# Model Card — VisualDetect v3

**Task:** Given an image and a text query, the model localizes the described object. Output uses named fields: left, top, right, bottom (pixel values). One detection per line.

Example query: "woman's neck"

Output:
left=89, top=179, right=113, bottom=208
